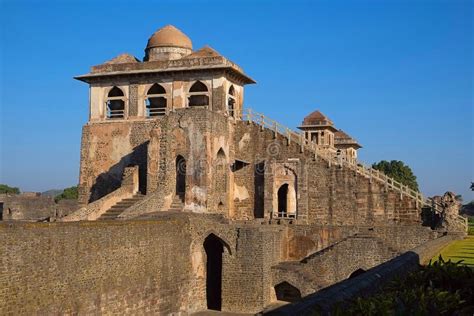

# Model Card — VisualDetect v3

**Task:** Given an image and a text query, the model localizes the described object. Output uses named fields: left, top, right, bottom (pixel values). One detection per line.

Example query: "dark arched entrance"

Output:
left=204, top=234, right=224, bottom=311
left=349, top=268, right=366, bottom=279
left=277, top=184, right=289, bottom=216
left=274, top=281, right=301, bottom=302
left=176, top=155, right=186, bottom=200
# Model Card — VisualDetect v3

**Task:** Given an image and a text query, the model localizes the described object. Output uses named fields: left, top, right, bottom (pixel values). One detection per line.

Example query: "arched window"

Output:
left=188, top=81, right=209, bottom=107
left=146, top=83, right=167, bottom=117
left=227, top=85, right=236, bottom=117
left=106, top=86, right=125, bottom=119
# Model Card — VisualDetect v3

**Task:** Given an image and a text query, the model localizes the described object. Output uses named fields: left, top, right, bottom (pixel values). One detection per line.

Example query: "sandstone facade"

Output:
left=1, top=25, right=466, bottom=315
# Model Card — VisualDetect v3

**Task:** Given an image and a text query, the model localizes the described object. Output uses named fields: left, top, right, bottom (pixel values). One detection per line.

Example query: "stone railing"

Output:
left=243, top=108, right=466, bottom=231
left=61, top=166, right=139, bottom=222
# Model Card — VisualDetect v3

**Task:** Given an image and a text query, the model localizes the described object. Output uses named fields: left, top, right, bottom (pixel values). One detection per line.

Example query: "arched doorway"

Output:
left=349, top=268, right=366, bottom=279
left=204, top=234, right=224, bottom=311
left=277, top=184, right=289, bottom=217
left=274, top=281, right=301, bottom=302
left=176, top=155, right=186, bottom=200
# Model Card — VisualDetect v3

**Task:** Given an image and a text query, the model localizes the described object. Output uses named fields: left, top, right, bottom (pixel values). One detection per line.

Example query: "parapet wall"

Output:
left=0, top=214, right=285, bottom=314
left=0, top=219, right=195, bottom=314
left=0, top=216, right=440, bottom=315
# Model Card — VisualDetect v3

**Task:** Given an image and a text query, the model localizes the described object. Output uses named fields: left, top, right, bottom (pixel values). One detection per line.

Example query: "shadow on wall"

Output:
left=421, top=207, right=443, bottom=229
left=265, top=251, right=422, bottom=315
left=274, top=281, right=302, bottom=303
left=254, top=161, right=265, bottom=218
left=88, top=142, right=148, bottom=203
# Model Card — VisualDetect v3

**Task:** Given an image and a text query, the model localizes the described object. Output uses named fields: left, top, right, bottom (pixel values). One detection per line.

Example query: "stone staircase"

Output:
left=242, top=108, right=468, bottom=232
left=168, top=195, right=184, bottom=211
left=98, top=194, right=144, bottom=220
left=272, top=232, right=401, bottom=294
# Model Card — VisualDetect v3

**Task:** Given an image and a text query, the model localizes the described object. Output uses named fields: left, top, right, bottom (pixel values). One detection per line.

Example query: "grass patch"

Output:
left=432, top=236, right=474, bottom=267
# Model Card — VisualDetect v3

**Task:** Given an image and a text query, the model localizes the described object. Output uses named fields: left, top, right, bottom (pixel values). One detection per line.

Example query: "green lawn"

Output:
left=432, top=236, right=474, bottom=267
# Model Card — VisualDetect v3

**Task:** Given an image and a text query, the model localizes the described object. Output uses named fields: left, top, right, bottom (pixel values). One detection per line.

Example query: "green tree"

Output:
left=0, top=184, right=20, bottom=194
left=372, top=160, right=419, bottom=192
left=55, top=186, right=78, bottom=202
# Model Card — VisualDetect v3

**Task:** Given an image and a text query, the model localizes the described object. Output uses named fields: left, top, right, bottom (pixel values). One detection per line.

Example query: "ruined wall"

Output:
left=0, top=194, right=78, bottom=221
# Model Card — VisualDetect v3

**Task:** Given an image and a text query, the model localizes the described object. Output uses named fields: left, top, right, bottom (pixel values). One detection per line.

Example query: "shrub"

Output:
left=55, top=186, right=78, bottom=202
left=0, top=184, right=20, bottom=194
left=333, top=257, right=474, bottom=315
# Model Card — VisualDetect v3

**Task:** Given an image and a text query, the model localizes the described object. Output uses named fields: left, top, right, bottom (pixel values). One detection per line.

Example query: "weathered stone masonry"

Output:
left=0, top=217, right=440, bottom=314
left=1, top=25, right=465, bottom=315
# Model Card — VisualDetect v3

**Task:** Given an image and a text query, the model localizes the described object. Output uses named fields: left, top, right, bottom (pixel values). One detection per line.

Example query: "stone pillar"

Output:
left=128, top=84, right=139, bottom=117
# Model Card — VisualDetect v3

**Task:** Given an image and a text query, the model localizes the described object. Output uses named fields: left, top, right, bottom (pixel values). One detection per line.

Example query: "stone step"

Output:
left=108, top=206, right=129, bottom=211
left=120, top=198, right=143, bottom=203
left=97, top=194, right=145, bottom=220
left=103, top=210, right=125, bottom=215
left=113, top=205, right=137, bottom=209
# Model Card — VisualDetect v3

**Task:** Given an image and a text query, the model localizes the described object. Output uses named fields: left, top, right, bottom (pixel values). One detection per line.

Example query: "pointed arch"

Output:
left=190, top=81, right=208, bottom=92
left=175, top=155, right=186, bottom=200
left=188, top=81, right=209, bottom=107
left=106, top=86, right=125, bottom=119
left=146, top=83, right=167, bottom=117
left=216, top=147, right=226, bottom=159
left=108, top=86, right=124, bottom=97
left=147, top=83, right=166, bottom=95
left=204, top=233, right=227, bottom=311
left=227, top=85, right=236, bottom=117
left=228, top=85, right=235, bottom=96
left=277, top=184, right=289, bottom=217
left=215, top=148, right=228, bottom=210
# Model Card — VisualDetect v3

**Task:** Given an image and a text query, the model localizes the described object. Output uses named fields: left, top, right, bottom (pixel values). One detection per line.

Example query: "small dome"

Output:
left=146, top=25, right=192, bottom=50
left=302, top=110, right=333, bottom=126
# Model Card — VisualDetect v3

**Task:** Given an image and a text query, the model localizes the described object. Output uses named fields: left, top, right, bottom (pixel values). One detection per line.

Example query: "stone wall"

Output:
left=0, top=194, right=78, bottom=221
left=232, top=120, right=420, bottom=225
left=0, top=219, right=193, bottom=314
left=0, top=213, right=289, bottom=314
left=63, top=166, right=139, bottom=221
left=78, top=120, right=155, bottom=204
left=0, top=212, right=443, bottom=314
left=272, top=234, right=398, bottom=296
left=267, top=234, right=459, bottom=315
left=77, top=108, right=422, bottom=225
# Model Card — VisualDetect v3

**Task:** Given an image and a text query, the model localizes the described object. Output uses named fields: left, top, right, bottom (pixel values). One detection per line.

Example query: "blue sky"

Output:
left=0, top=0, right=472, bottom=200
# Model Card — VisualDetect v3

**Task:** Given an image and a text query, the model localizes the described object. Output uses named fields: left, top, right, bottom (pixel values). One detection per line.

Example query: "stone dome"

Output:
left=146, top=25, right=193, bottom=50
